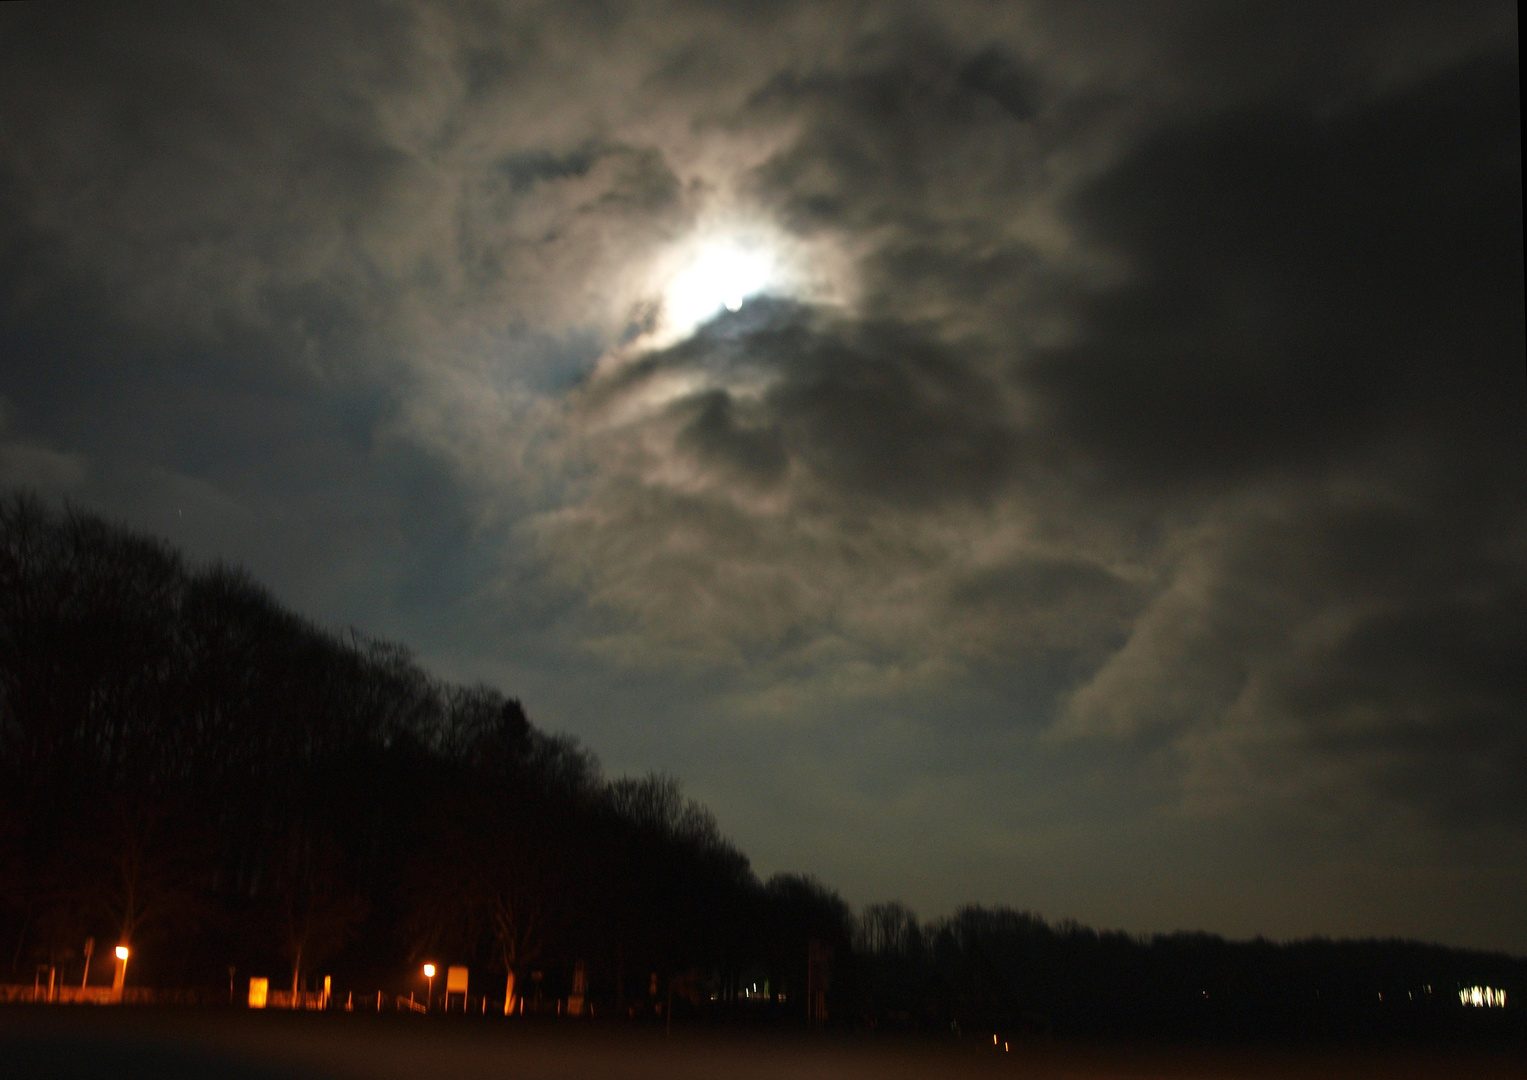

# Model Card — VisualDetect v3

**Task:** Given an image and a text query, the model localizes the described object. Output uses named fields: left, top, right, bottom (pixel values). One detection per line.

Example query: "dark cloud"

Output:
left=738, top=28, right=1076, bottom=338
left=1019, top=50, right=1527, bottom=839
left=1031, top=55, right=1523, bottom=488
left=959, top=48, right=1045, bottom=123
left=1301, top=592, right=1527, bottom=825
left=1238, top=492, right=1527, bottom=830
left=619, top=304, right=1025, bottom=506
left=0, top=1, right=421, bottom=334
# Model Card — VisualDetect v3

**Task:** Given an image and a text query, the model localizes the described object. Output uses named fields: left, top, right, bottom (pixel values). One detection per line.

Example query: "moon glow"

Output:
left=663, top=239, right=780, bottom=333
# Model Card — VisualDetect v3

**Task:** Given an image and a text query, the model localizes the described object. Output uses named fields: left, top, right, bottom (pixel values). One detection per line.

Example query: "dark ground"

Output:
left=2, top=1008, right=1523, bottom=1079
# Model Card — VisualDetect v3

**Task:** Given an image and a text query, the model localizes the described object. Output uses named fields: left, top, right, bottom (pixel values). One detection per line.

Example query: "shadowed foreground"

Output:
left=3, top=1009, right=1523, bottom=1080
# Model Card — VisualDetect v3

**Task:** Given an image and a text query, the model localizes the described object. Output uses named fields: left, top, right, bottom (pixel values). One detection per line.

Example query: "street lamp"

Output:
left=113, top=945, right=130, bottom=998
left=423, top=964, right=436, bottom=1012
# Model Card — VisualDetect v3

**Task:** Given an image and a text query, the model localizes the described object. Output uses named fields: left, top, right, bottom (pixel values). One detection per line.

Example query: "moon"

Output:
left=663, top=239, right=779, bottom=332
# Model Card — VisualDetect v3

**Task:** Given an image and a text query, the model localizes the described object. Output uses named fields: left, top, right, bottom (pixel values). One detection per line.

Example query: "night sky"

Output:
left=1, top=3, right=1521, bottom=952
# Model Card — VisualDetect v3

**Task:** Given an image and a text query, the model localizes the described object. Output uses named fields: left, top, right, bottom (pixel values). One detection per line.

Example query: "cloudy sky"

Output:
left=1, top=1, right=1522, bottom=952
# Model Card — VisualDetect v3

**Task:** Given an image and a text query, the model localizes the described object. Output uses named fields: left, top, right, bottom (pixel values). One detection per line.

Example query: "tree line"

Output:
left=0, top=492, right=847, bottom=1011
left=1, top=491, right=1519, bottom=1036
left=850, top=902, right=1523, bottom=1037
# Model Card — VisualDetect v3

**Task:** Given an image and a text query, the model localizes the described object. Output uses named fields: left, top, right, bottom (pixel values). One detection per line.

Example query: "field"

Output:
left=3, top=1008, right=1523, bottom=1079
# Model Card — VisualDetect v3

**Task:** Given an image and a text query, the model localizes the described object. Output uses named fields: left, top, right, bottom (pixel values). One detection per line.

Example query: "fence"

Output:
left=266, top=990, right=329, bottom=1010
left=0, top=985, right=180, bottom=1005
left=1, top=982, right=559, bottom=1014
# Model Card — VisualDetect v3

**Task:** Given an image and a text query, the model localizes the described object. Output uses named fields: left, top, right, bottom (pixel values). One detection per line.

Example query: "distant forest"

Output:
left=2, top=492, right=1520, bottom=1037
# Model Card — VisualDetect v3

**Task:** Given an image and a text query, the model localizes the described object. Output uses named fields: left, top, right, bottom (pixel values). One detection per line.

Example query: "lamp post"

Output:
left=113, top=945, right=130, bottom=1000
left=423, top=964, right=436, bottom=1012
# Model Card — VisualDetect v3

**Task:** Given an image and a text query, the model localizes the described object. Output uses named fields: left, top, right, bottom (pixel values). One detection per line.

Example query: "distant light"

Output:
left=423, top=964, right=436, bottom=979
left=1460, top=985, right=1506, bottom=1007
left=115, top=946, right=129, bottom=960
